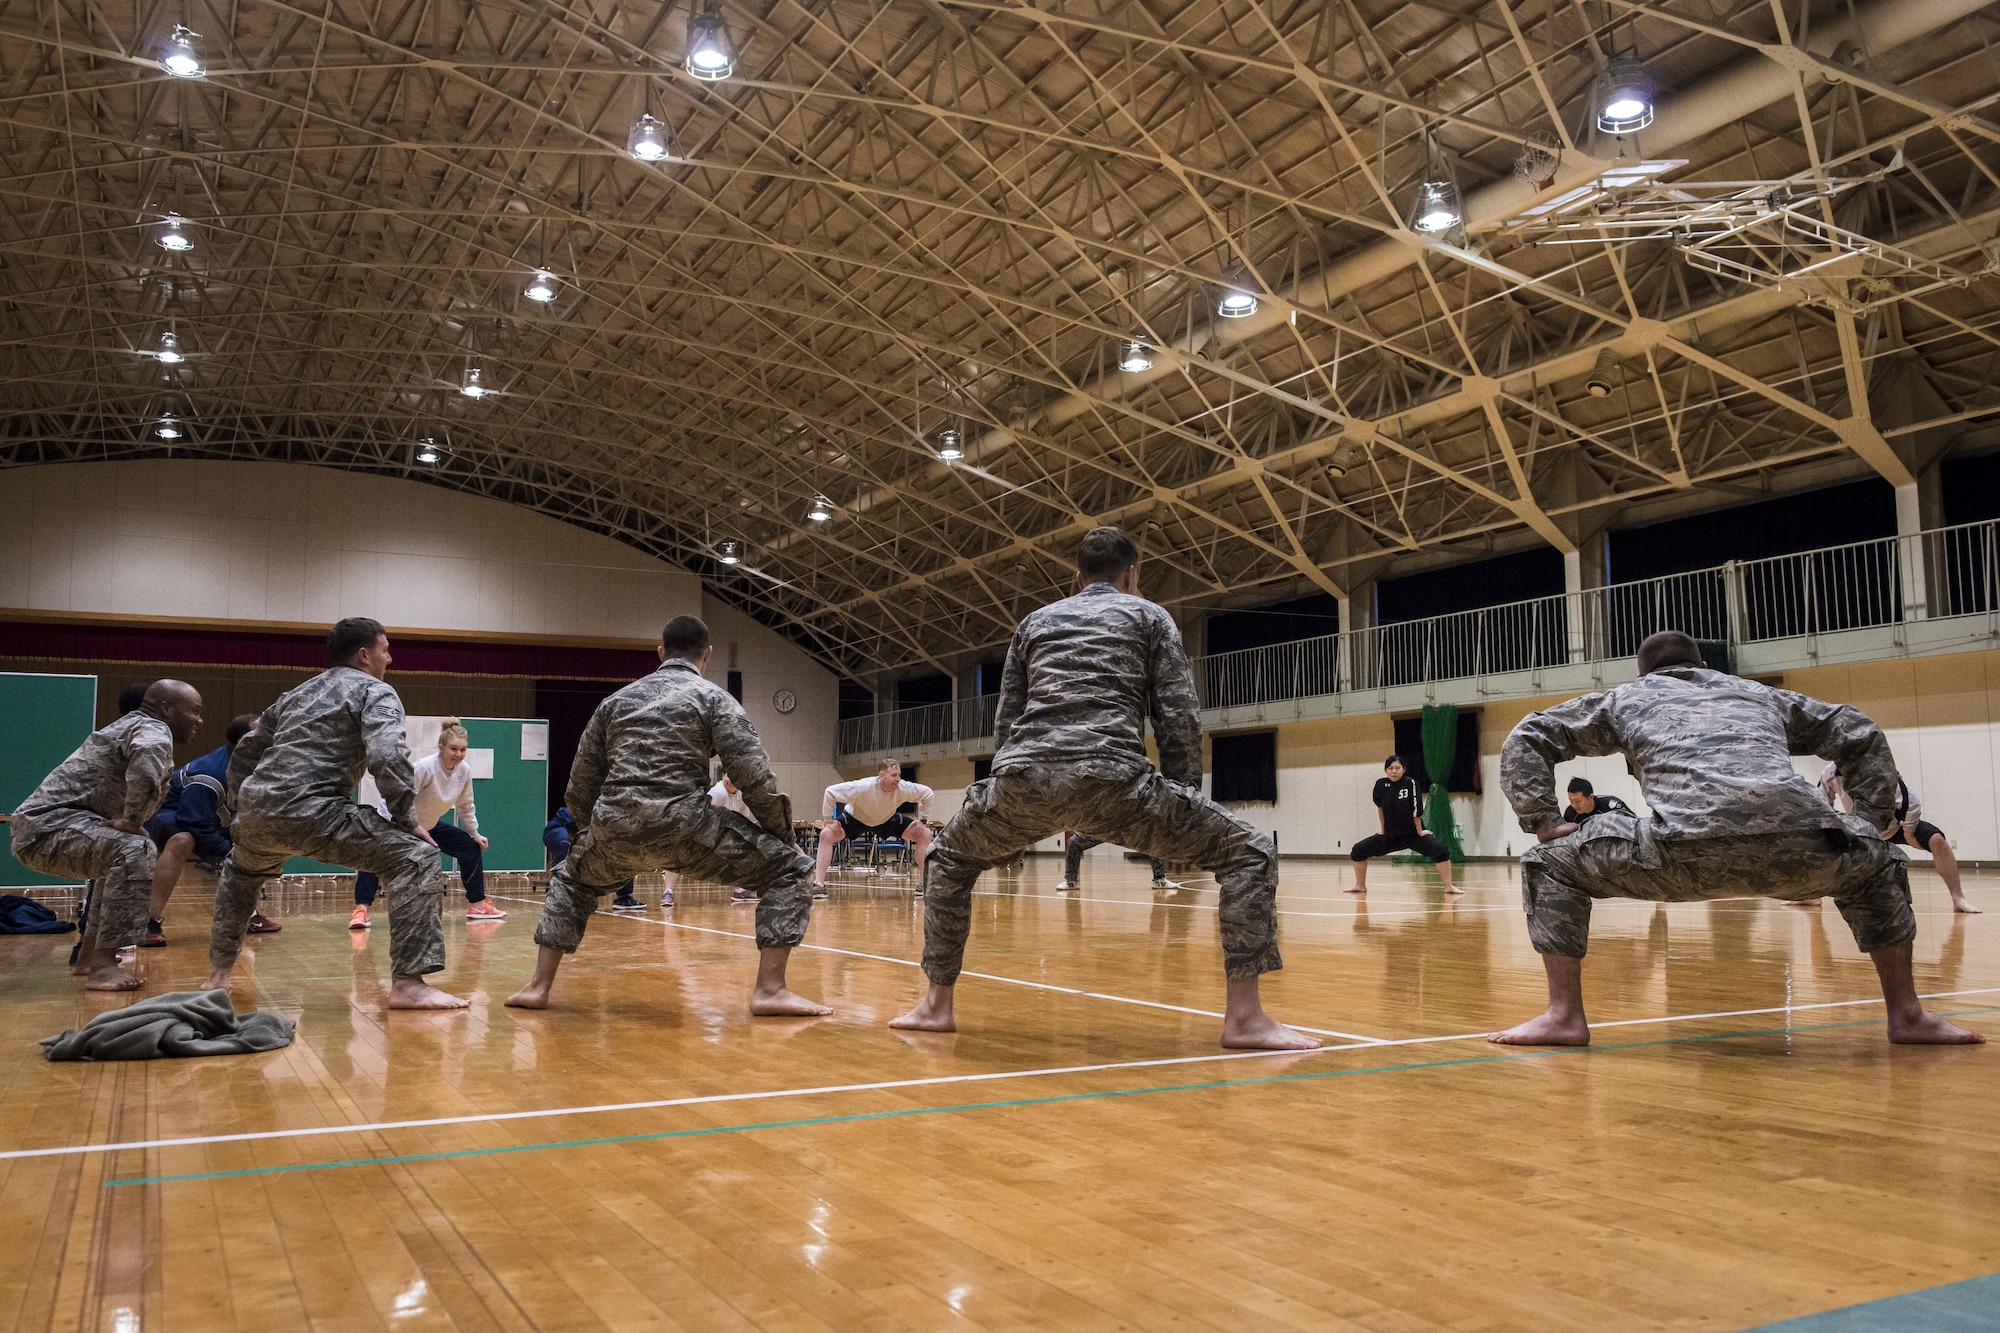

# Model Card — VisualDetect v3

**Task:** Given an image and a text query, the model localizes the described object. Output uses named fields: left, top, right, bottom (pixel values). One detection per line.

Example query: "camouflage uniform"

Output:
left=1501, top=666, right=1913, bottom=958
left=533, top=659, right=811, bottom=953
left=924, top=581, right=1281, bottom=984
left=10, top=712, right=175, bottom=953
left=215, top=667, right=445, bottom=976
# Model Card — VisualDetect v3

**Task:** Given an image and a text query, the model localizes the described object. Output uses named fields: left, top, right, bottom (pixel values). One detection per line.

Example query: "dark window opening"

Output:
left=1390, top=712, right=1481, bottom=793
left=725, top=669, right=743, bottom=702
left=897, top=673, right=953, bottom=708
left=977, top=660, right=1005, bottom=695
left=1609, top=478, right=1896, bottom=582
left=1377, top=547, right=1564, bottom=624
left=839, top=679, right=875, bottom=721
left=1211, top=731, right=1278, bottom=804
left=1205, top=593, right=1340, bottom=655
left=972, top=757, right=994, bottom=782
left=1943, top=451, right=2000, bottom=526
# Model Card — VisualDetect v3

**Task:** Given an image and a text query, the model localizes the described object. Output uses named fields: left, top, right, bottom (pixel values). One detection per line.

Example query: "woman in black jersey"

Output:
left=1347, top=755, right=1459, bottom=895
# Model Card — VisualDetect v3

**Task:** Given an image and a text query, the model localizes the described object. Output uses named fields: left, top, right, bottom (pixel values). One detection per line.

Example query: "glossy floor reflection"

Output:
left=2, top=856, right=1995, bottom=1330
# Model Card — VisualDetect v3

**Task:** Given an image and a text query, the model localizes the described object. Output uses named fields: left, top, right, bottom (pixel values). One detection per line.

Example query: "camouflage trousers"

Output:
left=536, top=796, right=812, bottom=953
left=217, top=803, right=445, bottom=976
left=925, top=764, right=1281, bottom=984
left=1521, top=811, right=1914, bottom=958
left=11, top=814, right=155, bottom=952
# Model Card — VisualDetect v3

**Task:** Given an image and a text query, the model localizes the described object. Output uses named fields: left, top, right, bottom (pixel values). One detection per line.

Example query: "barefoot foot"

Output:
left=387, top=978, right=470, bottom=1010
left=889, top=995, right=956, bottom=1032
left=1488, top=1010, right=1590, bottom=1046
left=203, top=968, right=232, bottom=991
left=503, top=983, right=551, bottom=1009
left=1219, top=1013, right=1322, bottom=1050
left=1951, top=897, right=1982, bottom=915
left=1342, top=885, right=1366, bottom=895
left=84, top=964, right=144, bottom=992
left=750, top=987, right=831, bottom=1017
left=1886, top=1011, right=1985, bottom=1045
left=1445, top=886, right=1465, bottom=896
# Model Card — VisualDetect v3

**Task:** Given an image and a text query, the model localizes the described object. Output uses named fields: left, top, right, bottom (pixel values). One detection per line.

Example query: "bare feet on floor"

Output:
left=84, top=963, right=144, bottom=991
left=1488, top=1010, right=1591, bottom=1046
left=1445, top=886, right=1465, bottom=896
left=203, top=968, right=232, bottom=991
left=1219, top=1012, right=1322, bottom=1050
left=1886, top=1011, right=1984, bottom=1045
left=1951, top=897, right=1982, bottom=915
left=889, top=992, right=955, bottom=1032
left=388, top=977, right=470, bottom=1010
left=503, top=982, right=551, bottom=1009
left=750, top=987, right=831, bottom=1017
left=1343, top=885, right=1365, bottom=895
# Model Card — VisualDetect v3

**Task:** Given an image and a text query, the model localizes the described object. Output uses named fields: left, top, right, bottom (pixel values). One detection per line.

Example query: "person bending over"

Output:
left=211, top=617, right=465, bottom=1009
left=1057, top=833, right=1179, bottom=892
left=1493, top=629, right=1980, bottom=1047
left=1532, top=777, right=1632, bottom=843
left=506, top=616, right=824, bottom=1015
left=11, top=681, right=203, bottom=990
left=891, top=526, right=1317, bottom=1050
left=351, top=716, right=505, bottom=928
left=143, top=712, right=267, bottom=947
left=544, top=805, right=641, bottom=910
left=814, top=760, right=934, bottom=897
left=1817, top=764, right=1978, bottom=915
left=1347, top=755, right=1458, bottom=895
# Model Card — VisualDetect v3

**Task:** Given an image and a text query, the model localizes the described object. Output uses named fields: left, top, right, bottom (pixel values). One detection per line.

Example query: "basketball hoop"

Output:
left=1514, top=131, right=1562, bottom=191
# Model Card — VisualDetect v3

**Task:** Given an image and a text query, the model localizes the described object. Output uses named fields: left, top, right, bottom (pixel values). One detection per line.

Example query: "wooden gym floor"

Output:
left=1, top=856, right=1995, bottom=1331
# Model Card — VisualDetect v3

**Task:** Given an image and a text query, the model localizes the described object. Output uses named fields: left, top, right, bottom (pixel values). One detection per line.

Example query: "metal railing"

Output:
left=835, top=518, right=2000, bottom=756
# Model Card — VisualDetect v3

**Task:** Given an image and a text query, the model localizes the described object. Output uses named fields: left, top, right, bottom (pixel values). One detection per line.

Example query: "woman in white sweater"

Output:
left=350, top=718, right=506, bottom=927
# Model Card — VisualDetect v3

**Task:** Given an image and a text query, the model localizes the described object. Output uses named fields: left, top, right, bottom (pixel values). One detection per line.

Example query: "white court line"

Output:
left=491, top=895, right=1387, bottom=1044
left=6, top=986, right=1994, bottom=1165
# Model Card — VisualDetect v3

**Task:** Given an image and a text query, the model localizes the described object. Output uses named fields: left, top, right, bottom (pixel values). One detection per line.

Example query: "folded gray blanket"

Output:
left=41, top=989, right=295, bottom=1061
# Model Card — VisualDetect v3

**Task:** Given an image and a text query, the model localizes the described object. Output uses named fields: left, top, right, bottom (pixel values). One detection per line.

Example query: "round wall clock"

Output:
left=772, top=688, right=797, bottom=714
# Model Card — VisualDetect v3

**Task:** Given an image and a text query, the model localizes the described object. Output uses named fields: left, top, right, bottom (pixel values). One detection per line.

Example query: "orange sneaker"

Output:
left=348, top=906, right=370, bottom=930
left=465, top=901, right=507, bottom=920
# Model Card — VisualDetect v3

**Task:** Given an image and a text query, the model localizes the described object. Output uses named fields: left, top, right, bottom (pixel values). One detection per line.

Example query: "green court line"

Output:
left=102, top=1008, right=1994, bottom=1188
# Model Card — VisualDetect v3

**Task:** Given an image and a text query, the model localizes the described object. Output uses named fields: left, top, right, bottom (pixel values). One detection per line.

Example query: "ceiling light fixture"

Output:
left=936, top=428, right=964, bottom=461
left=1119, top=340, right=1153, bottom=373
left=161, top=25, right=204, bottom=78
left=1410, top=179, right=1462, bottom=234
left=524, top=269, right=559, bottom=303
left=1216, top=287, right=1259, bottom=319
left=156, top=214, right=194, bottom=251
left=1584, top=347, right=1619, bottom=398
left=155, top=414, right=183, bottom=440
left=154, top=330, right=184, bottom=364
left=1597, top=57, right=1655, bottom=134
left=416, top=437, right=443, bottom=463
left=716, top=539, right=742, bottom=565
left=460, top=366, right=489, bottom=398
left=806, top=496, right=833, bottom=523
left=684, top=6, right=736, bottom=80
left=627, top=112, right=671, bottom=162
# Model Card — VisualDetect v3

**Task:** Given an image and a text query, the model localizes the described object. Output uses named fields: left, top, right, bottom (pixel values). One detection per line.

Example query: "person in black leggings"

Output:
left=1347, top=754, right=1458, bottom=895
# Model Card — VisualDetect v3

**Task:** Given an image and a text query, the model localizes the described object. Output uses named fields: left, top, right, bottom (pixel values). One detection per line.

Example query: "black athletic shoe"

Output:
left=611, top=895, right=645, bottom=912
left=140, top=919, right=166, bottom=948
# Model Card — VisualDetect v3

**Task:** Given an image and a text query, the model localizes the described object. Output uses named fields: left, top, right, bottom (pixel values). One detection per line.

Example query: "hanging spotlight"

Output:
left=936, top=428, right=964, bottom=461
left=1596, top=56, right=1655, bottom=134
left=156, top=214, right=194, bottom=252
left=684, top=6, right=736, bottom=81
left=1216, top=286, right=1259, bottom=319
left=716, top=538, right=742, bottom=565
left=1584, top=347, right=1620, bottom=398
left=1119, top=340, right=1153, bottom=373
left=415, top=437, right=443, bottom=464
left=154, top=330, right=185, bottom=364
left=524, top=269, right=559, bottom=303
left=627, top=112, right=671, bottom=162
left=155, top=414, right=183, bottom=441
left=460, top=366, right=489, bottom=398
left=806, top=496, right=833, bottom=523
left=161, top=24, right=204, bottom=78
left=1410, top=179, right=1462, bottom=234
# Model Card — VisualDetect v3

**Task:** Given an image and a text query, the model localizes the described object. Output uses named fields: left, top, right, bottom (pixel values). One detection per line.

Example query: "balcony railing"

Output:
left=835, top=518, right=2000, bottom=757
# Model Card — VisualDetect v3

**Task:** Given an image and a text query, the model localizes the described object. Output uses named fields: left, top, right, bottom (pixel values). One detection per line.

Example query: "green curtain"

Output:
left=1419, top=703, right=1465, bottom=863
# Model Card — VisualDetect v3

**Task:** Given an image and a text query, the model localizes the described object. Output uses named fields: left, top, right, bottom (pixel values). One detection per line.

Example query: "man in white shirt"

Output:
left=814, top=760, right=934, bottom=896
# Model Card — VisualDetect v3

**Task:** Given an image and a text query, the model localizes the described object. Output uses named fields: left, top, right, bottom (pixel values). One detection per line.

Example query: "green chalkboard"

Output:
left=284, top=716, right=548, bottom=876
left=0, top=672, right=100, bottom=887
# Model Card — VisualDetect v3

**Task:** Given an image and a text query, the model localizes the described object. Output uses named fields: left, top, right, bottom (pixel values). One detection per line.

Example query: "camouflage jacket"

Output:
left=990, top=580, right=1203, bottom=786
left=568, top=658, right=789, bottom=836
left=228, top=666, right=421, bottom=829
left=13, top=711, right=175, bottom=835
left=1501, top=666, right=1897, bottom=840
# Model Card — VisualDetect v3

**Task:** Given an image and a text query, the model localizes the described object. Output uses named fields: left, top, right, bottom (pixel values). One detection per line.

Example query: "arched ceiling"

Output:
left=4, top=0, right=1999, bottom=681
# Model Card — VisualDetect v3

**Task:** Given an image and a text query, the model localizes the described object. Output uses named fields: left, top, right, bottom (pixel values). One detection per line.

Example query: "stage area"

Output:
left=2, top=858, right=1995, bottom=1330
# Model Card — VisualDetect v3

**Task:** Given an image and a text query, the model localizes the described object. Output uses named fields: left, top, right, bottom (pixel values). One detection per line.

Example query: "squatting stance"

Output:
left=892, top=526, right=1318, bottom=1050
left=506, top=615, right=825, bottom=1015
left=1494, top=629, right=1981, bottom=1047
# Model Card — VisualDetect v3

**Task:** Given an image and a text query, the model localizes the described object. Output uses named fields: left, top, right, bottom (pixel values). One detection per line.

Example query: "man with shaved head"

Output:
left=11, top=679, right=203, bottom=990
left=1495, top=629, right=1981, bottom=1048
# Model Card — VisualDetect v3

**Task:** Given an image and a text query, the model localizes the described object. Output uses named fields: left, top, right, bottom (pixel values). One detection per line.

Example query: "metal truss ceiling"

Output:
left=3, top=0, right=1999, bottom=680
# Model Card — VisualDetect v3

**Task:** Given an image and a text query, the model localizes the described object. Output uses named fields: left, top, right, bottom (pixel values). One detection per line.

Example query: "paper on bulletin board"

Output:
left=520, top=722, right=549, bottom=762
left=466, top=747, right=495, bottom=780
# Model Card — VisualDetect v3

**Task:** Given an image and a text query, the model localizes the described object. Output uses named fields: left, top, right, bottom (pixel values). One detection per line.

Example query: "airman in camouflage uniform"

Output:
left=892, top=527, right=1317, bottom=1050
left=210, top=618, right=466, bottom=1009
left=1492, top=630, right=1981, bottom=1046
left=12, top=681, right=203, bottom=989
left=506, top=616, right=825, bottom=1015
